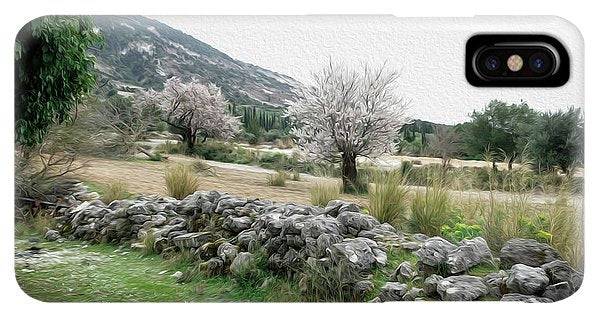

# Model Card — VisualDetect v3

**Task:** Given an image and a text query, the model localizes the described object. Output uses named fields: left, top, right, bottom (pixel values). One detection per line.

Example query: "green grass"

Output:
left=15, top=230, right=301, bottom=302
left=365, top=248, right=419, bottom=300
left=467, top=262, right=499, bottom=277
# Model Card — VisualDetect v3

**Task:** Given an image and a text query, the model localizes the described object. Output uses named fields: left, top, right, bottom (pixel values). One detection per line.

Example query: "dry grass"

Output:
left=165, top=164, right=200, bottom=199
left=101, top=180, right=131, bottom=204
left=309, top=181, right=341, bottom=207
left=267, top=171, right=288, bottom=187
left=368, top=171, right=408, bottom=228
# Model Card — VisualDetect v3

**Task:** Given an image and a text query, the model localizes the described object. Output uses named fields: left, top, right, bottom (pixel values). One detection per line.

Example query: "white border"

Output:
left=1, top=1, right=589, bottom=315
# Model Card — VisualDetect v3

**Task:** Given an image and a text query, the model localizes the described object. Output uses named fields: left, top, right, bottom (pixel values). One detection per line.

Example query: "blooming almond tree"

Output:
left=138, top=77, right=240, bottom=151
left=288, top=62, right=409, bottom=192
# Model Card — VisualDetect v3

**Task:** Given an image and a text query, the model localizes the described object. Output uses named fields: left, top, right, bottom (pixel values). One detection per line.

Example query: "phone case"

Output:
left=14, top=15, right=584, bottom=303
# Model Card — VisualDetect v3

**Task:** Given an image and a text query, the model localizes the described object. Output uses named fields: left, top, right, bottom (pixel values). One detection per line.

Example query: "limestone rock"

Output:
left=378, top=282, right=408, bottom=302
left=446, top=237, right=493, bottom=274
left=436, top=275, right=489, bottom=301
left=506, top=264, right=549, bottom=295
left=500, top=293, right=552, bottom=303
left=500, top=238, right=562, bottom=269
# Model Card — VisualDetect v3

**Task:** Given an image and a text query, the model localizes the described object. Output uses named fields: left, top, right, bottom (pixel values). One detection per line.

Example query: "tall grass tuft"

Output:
left=140, top=230, right=157, bottom=255
left=309, top=181, right=341, bottom=207
left=409, top=178, right=451, bottom=236
left=101, top=180, right=131, bottom=204
left=299, top=258, right=364, bottom=302
left=267, top=170, right=288, bottom=187
left=165, top=164, right=200, bottom=199
left=368, top=170, right=408, bottom=228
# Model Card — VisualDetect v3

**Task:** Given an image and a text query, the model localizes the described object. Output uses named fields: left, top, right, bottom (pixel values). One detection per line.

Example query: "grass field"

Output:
left=15, top=229, right=301, bottom=302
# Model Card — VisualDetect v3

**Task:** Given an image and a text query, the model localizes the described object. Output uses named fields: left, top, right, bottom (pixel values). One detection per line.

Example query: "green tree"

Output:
left=15, top=16, right=103, bottom=149
left=530, top=107, right=583, bottom=175
left=460, top=100, right=537, bottom=170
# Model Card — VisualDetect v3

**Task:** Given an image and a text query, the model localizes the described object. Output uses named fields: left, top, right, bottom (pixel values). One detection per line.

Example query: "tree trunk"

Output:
left=341, top=152, right=358, bottom=193
left=185, top=130, right=196, bottom=153
left=507, top=153, right=516, bottom=171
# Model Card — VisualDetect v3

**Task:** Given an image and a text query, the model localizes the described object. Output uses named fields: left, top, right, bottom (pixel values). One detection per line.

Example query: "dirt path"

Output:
left=73, top=155, right=563, bottom=206
left=74, top=155, right=363, bottom=205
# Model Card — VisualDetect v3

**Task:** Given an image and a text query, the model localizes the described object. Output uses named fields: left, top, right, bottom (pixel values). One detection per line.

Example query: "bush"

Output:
left=409, top=180, right=451, bottom=236
left=292, top=171, right=301, bottom=181
left=193, top=141, right=256, bottom=164
left=192, top=159, right=217, bottom=177
left=267, top=171, right=288, bottom=187
left=101, top=181, right=132, bottom=204
left=155, top=121, right=169, bottom=132
left=157, top=141, right=186, bottom=155
left=368, top=171, right=408, bottom=228
left=441, top=223, right=482, bottom=243
left=309, top=181, right=341, bottom=207
left=148, top=152, right=164, bottom=161
left=165, top=164, right=200, bottom=199
left=300, top=258, right=365, bottom=302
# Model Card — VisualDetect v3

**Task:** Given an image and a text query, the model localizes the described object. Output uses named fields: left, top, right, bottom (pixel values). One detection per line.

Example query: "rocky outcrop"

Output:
left=499, top=238, right=562, bottom=269
left=41, top=182, right=582, bottom=303
left=436, top=275, right=489, bottom=301
left=415, top=236, right=493, bottom=274
left=506, top=264, right=549, bottom=295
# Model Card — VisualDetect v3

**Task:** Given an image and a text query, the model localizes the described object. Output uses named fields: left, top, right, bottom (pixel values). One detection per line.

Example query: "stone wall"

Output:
left=43, top=182, right=583, bottom=302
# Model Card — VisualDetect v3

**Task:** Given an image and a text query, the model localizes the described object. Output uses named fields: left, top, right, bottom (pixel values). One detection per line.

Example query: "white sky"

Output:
left=151, top=15, right=583, bottom=125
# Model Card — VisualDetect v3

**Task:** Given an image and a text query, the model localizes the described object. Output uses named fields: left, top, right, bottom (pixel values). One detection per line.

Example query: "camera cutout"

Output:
left=466, top=34, right=569, bottom=87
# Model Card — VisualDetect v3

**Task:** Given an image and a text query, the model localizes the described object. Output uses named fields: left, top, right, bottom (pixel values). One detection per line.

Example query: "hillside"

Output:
left=90, top=16, right=300, bottom=107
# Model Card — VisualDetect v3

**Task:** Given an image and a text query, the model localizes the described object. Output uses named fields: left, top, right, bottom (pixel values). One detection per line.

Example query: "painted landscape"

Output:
left=14, top=16, right=583, bottom=302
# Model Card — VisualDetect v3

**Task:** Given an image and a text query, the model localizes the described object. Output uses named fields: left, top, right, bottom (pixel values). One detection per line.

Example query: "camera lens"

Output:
left=529, top=52, right=551, bottom=74
left=484, top=55, right=501, bottom=71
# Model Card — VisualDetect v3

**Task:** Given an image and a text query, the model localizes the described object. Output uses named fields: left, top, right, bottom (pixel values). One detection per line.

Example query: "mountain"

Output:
left=90, top=16, right=300, bottom=107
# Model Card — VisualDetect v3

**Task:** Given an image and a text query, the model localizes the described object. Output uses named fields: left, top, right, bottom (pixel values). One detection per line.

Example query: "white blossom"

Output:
left=287, top=62, right=409, bottom=164
left=137, top=77, right=240, bottom=145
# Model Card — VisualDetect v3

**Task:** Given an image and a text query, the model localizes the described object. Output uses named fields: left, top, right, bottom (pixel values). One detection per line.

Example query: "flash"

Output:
left=507, top=54, right=524, bottom=72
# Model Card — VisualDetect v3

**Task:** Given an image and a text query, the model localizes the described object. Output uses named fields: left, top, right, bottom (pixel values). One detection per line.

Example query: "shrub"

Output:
left=148, top=152, right=164, bottom=161
left=157, top=141, right=186, bottom=155
left=292, top=171, right=301, bottom=181
left=101, top=181, right=131, bottom=204
left=192, top=159, right=217, bottom=177
left=140, top=230, right=156, bottom=255
left=409, top=180, right=451, bottom=236
left=29, top=214, right=56, bottom=235
left=300, top=257, right=365, bottom=302
left=441, top=223, right=482, bottom=243
left=368, top=171, right=408, bottom=228
left=155, top=121, right=169, bottom=132
left=165, top=164, right=200, bottom=199
left=267, top=171, right=288, bottom=187
left=309, top=181, right=341, bottom=207
left=193, top=141, right=256, bottom=164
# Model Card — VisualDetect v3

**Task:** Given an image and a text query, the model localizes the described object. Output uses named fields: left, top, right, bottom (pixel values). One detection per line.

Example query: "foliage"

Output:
left=157, top=141, right=187, bottom=155
left=368, top=171, right=408, bottom=228
left=299, top=258, right=365, bottom=302
left=192, top=159, right=217, bottom=177
left=292, top=171, right=301, bottom=181
left=137, top=77, right=240, bottom=150
left=427, top=126, right=461, bottom=168
left=530, top=107, right=583, bottom=174
left=459, top=100, right=537, bottom=169
left=288, top=61, right=408, bottom=192
left=101, top=181, right=132, bottom=204
left=266, top=171, right=288, bottom=187
left=309, top=181, right=342, bottom=207
left=15, top=16, right=103, bottom=148
left=89, top=95, right=161, bottom=159
left=165, top=164, right=200, bottom=199
left=193, top=141, right=256, bottom=164
left=441, top=223, right=483, bottom=243
left=409, top=180, right=451, bottom=236
left=140, top=230, right=157, bottom=255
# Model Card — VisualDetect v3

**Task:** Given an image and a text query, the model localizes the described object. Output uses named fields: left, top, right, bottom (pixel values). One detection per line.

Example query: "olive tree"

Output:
left=15, top=16, right=102, bottom=149
left=288, top=62, right=409, bottom=192
left=138, top=77, right=240, bottom=151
